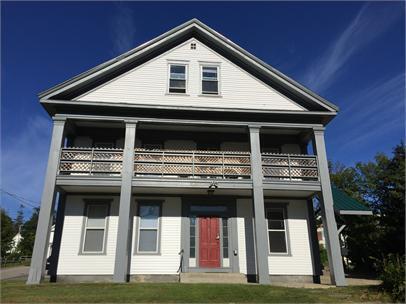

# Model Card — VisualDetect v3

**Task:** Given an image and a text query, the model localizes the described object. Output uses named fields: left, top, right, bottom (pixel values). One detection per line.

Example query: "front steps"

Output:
left=180, top=273, right=247, bottom=284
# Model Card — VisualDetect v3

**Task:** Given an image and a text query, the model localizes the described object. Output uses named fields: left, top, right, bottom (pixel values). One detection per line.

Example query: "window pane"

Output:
left=170, top=65, right=186, bottom=79
left=268, top=220, right=285, bottom=230
left=202, top=67, right=218, bottom=80
left=190, top=237, right=195, bottom=247
left=139, top=229, right=158, bottom=252
left=169, top=79, right=186, bottom=89
left=87, top=205, right=107, bottom=228
left=83, top=229, right=104, bottom=252
left=269, top=231, right=287, bottom=253
left=268, top=210, right=284, bottom=221
left=222, top=218, right=228, bottom=258
left=202, top=81, right=218, bottom=94
left=139, top=205, right=159, bottom=229
left=190, top=247, right=195, bottom=258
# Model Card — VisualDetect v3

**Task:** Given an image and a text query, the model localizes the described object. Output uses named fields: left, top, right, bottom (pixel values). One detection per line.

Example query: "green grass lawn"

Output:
left=1, top=280, right=390, bottom=303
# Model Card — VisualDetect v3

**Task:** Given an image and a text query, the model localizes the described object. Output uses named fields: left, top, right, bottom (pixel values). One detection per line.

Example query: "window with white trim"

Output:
left=201, top=66, right=219, bottom=95
left=137, top=204, right=160, bottom=253
left=168, top=64, right=187, bottom=93
left=267, top=207, right=288, bottom=253
left=82, top=204, right=109, bottom=253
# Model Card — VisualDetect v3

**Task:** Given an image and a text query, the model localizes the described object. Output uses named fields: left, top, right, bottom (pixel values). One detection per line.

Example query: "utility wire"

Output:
left=1, top=189, right=39, bottom=209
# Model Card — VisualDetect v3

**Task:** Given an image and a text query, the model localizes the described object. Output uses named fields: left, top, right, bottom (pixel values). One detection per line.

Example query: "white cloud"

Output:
left=331, top=73, right=405, bottom=150
left=111, top=4, right=137, bottom=55
left=300, top=3, right=402, bottom=93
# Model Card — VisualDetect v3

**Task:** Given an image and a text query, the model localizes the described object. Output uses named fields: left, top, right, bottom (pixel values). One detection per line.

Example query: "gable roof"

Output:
left=39, top=18, right=339, bottom=113
left=332, top=185, right=372, bottom=215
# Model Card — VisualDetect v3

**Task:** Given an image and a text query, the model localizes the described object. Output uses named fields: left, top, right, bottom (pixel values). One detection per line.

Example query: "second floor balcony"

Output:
left=58, top=147, right=319, bottom=182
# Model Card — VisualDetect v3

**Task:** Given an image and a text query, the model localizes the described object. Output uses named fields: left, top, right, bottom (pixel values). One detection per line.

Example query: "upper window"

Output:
left=267, top=207, right=288, bottom=254
left=82, top=203, right=109, bottom=253
left=169, top=64, right=187, bottom=94
left=137, top=203, right=161, bottom=253
left=201, top=66, right=219, bottom=95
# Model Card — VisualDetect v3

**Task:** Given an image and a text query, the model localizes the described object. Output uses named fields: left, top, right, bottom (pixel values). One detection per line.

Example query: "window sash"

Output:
left=266, top=207, right=288, bottom=254
left=82, top=204, right=108, bottom=253
left=201, top=66, right=219, bottom=94
left=169, top=64, right=187, bottom=93
left=137, top=203, right=160, bottom=253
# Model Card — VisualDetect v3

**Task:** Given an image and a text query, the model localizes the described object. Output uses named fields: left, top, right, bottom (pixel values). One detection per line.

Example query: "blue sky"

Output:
left=1, top=1, right=405, bottom=219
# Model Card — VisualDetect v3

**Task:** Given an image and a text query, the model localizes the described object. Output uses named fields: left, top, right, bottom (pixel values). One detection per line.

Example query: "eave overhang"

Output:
left=40, top=98, right=337, bottom=126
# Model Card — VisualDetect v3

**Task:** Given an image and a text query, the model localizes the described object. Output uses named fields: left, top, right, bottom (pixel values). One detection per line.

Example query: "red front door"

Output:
left=199, top=217, right=220, bottom=268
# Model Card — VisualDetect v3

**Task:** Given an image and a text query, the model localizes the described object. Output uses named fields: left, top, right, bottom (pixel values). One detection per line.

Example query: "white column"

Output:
left=312, top=127, right=346, bottom=286
left=249, top=126, right=270, bottom=284
left=113, top=121, right=137, bottom=282
left=27, top=117, right=66, bottom=284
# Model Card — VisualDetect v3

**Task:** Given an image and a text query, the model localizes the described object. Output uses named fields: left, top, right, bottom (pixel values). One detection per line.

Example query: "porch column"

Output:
left=312, top=127, right=346, bottom=286
left=27, top=117, right=66, bottom=284
left=248, top=126, right=270, bottom=284
left=113, top=121, right=137, bottom=282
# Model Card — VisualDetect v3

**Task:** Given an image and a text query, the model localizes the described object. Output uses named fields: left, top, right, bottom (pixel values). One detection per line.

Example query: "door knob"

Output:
left=216, top=235, right=220, bottom=240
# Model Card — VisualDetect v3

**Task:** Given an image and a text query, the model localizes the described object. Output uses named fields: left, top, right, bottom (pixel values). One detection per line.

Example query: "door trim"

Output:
left=181, top=197, right=239, bottom=273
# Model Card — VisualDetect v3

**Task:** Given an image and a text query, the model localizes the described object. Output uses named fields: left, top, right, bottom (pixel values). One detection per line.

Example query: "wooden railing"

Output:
left=262, top=153, right=319, bottom=181
left=134, top=149, right=251, bottom=179
left=58, top=148, right=319, bottom=182
left=59, top=148, right=123, bottom=175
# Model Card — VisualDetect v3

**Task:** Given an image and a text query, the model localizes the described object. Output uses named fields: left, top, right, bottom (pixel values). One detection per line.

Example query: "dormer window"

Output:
left=201, top=66, right=219, bottom=95
left=169, top=64, right=187, bottom=94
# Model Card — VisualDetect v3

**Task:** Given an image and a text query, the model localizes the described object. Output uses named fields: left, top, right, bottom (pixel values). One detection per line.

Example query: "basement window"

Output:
left=169, top=64, right=187, bottom=94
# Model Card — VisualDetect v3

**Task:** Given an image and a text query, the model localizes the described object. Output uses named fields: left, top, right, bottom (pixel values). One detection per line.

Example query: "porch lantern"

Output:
left=207, top=181, right=218, bottom=195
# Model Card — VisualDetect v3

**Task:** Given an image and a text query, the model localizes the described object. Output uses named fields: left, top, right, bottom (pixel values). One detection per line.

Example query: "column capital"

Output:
left=52, top=116, right=67, bottom=124
left=124, top=120, right=138, bottom=126
left=248, top=125, right=261, bottom=132
left=312, top=126, right=326, bottom=134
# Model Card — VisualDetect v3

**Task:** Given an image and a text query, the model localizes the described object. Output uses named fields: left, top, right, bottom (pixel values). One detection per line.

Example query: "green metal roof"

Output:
left=332, top=185, right=372, bottom=215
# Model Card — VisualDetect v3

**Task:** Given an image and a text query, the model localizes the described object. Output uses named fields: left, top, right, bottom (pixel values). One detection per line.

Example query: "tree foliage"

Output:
left=1, top=209, right=15, bottom=258
left=18, top=208, right=39, bottom=256
left=330, top=142, right=405, bottom=271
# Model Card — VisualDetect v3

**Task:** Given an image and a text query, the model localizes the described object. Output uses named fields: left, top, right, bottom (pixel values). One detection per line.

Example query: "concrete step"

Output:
left=180, top=272, right=247, bottom=284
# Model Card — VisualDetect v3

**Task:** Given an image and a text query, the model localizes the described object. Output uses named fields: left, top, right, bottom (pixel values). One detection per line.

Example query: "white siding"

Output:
left=236, top=199, right=314, bottom=275
left=57, top=195, right=119, bottom=275
left=77, top=39, right=305, bottom=112
left=130, top=197, right=181, bottom=274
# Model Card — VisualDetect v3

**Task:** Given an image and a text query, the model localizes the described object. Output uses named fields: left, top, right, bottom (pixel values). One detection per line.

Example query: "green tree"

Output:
left=14, top=204, right=24, bottom=234
left=19, top=208, right=39, bottom=256
left=1, top=209, right=15, bottom=259
left=329, top=142, right=405, bottom=272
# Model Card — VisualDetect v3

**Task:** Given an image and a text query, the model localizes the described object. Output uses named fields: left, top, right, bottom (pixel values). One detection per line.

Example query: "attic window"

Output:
left=169, top=64, right=187, bottom=94
left=190, top=43, right=196, bottom=50
left=201, top=66, right=219, bottom=95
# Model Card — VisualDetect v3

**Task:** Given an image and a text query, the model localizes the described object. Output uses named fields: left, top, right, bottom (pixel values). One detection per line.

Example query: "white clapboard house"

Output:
left=27, top=19, right=347, bottom=286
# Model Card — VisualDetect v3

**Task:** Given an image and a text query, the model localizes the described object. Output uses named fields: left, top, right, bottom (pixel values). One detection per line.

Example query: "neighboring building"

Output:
left=28, top=19, right=348, bottom=286
left=317, top=186, right=372, bottom=266
left=8, top=229, right=23, bottom=254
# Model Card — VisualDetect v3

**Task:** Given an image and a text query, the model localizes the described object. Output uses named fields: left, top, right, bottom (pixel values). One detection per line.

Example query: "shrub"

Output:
left=319, top=244, right=328, bottom=268
left=377, top=254, right=405, bottom=302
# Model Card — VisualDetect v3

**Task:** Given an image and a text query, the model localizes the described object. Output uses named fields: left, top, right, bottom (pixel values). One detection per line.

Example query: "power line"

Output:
left=1, top=189, right=39, bottom=209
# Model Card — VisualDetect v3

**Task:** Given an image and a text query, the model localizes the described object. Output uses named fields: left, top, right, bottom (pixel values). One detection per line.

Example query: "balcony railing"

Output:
left=262, top=153, right=319, bottom=181
left=59, top=148, right=123, bottom=175
left=58, top=148, right=319, bottom=182
left=134, top=149, right=251, bottom=179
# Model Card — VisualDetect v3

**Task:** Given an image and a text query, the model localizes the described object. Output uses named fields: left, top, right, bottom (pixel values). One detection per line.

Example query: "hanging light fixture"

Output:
left=207, top=181, right=218, bottom=195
